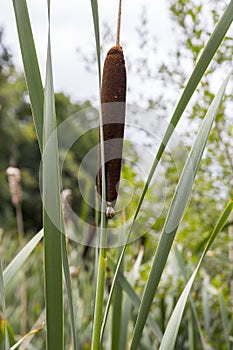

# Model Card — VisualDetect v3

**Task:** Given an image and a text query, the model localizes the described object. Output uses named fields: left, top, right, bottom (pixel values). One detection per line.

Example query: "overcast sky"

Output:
left=1, top=1, right=175, bottom=103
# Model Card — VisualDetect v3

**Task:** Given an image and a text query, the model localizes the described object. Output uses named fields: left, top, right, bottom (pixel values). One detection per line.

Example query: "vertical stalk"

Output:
left=116, top=0, right=122, bottom=46
left=6, top=166, right=27, bottom=335
left=16, top=203, right=24, bottom=240
left=15, top=202, right=27, bottom=336
left=91, top=216, right=108, bottom=349
left=228, top=213, right=233, bottom=312
left=91, top=245, right=107, bottom=350
left=111, top=247, right=123, bottom=350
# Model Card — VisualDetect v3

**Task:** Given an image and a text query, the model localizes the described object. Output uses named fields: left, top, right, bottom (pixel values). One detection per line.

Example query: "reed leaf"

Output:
left=174, top=246, right=207, bottom=349
left=43, top=2, right=63, bottom=348
left=12, top=0, right=44, bottom=151
left=130, top=69, right=232, bottom=349
left=3, top=230, right=43, bottom=288
left=10, top=324, right=44, bottom=350
left=107, top=255, right=163, bottom=341
left=159, top=200, right=233, bottom=350
left=111, top=248, right=123, bottom=350
left=218, top=290, right=231, bottom=350
left=0, top=260, right=10, bottom=350
left=90, top=1, right=109, bottom=349
left=12, top=2, right=77, bottom=348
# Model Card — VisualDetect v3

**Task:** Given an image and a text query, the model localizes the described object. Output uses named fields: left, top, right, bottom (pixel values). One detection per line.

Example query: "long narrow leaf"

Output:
left=89, top=1, right=109, bottom=349
left=61, top=236, right=78, bottom=350
left=12, top=0, right=44, bottom=151
left=130, top=70, right=232, bottom=349
left=218, top=290, right=231, bottom=350
left=159, top=200, right=233, bottom=350
left=107, top=255, right=163, bottom=341
left=111, top=248, right=123, bottom=350
left=3, top=230, right=43, bottom=288
left=174, top=246, right=207, bottom=349
left=12, top=1, right=77, bottom=349
left=119, top=248, right=143, bottom=350
left=43, top=4, right=63, bottom=348
left=0, top=260, right=10, bottom=350
left=10, top=323, right=44, bottom=350
left=90, top=0, right=101, bottom=85
left=101, top=2, right=233, bottom=335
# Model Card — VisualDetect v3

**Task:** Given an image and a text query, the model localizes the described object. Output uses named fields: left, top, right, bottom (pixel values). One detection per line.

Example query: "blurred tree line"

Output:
left=0, top=27, right=97, bottom=234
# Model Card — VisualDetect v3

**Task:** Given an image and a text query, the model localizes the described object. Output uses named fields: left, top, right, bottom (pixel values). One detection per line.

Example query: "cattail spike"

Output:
left=98, top=45, right=127, bottom=219
left=6, top=166, right=22, bottom=207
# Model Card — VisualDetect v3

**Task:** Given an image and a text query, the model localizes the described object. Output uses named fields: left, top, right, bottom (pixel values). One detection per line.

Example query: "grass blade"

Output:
left=61, top=237, right=78, bottom=350
left=89, top=1, right=109, bottom=349
left=218, top=290, right=231, bottom=350
left=3, top=230, right=43, bottom=288
left=17, top=309, right=46, bottom=350
left=10, top=323, right=44, bottom=350
left=101, top=2, right=233, bottom=335
left=130, top=70, right=232, bottom=349
left=111, top=248, right=123, bottom=350
left=159, top=200, right=233, bottom=350
left=13, top=1, right=77, bottom=348
left=90, top=0, right=101, bottom=85
left=174, top=246, right=207, bottom=349
left=12, top=0, right=44, bottom=151
left=0, top=260, right=10, bottom=350
left=119, top=250, right=141, bottom=350
left=43, top=3, right=63, bottom=348
left=107, top=255, right=163, bottom=341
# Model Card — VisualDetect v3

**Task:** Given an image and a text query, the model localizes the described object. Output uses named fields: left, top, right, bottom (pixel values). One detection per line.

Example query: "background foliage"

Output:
left=0, top=0, right=232, bottom=349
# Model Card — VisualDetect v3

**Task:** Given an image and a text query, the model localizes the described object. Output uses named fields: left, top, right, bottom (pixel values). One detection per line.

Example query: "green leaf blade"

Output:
left=159, top=200, right=233, bottom=350
left=130, top=70, right=232, bottom=350
left=43, top=19, right=63, bottom=350
left=12, top=0, right=44, bottom=151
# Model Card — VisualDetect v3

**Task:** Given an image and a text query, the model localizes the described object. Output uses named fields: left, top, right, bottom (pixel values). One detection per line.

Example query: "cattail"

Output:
left=97, top=0, right=126, bottom=219
left=69, top=265, right=79, bottom=279
left=6, top=166, right=22, bottom=207
left=6, top=166, right=25, bottom=334
left=97, top=46, right=126, bottom=219
left=61, top=189, right=72, bottom=223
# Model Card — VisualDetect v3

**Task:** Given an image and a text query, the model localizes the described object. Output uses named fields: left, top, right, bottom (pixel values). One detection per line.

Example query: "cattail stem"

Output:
left=116, top=0, right=122, bottom=46
left=16, top=202, right=24, bottom=240
left=228, top=213, right=233, bottom=312
left=6, top=167, right=27, bottom=334
left=91, top=223, right=108, bottom=350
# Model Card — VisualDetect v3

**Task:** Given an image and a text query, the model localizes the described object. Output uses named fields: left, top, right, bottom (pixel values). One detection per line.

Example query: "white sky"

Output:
left=1, top=1, right=175, bottom=103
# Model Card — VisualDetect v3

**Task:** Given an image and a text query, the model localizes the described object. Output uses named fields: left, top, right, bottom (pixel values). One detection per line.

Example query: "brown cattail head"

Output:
left=98, top=45, right=127, bottom=219
left=101, top=46, right=126, bottom=103
left=6, top=166, right=22, bottom=207
left=61, top=188, right=72, bottom=225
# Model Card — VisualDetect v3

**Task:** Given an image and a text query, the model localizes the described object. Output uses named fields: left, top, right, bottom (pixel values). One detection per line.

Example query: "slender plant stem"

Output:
left=116, top=0, right=122, bottom=46
left=91, top=244, right=107, bottom=350
left=16, top=202, right=27, bottom=336
left=16, top=203, right=24, bottom=240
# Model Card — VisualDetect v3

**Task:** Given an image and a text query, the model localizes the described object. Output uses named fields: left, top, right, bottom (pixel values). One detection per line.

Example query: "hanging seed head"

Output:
left=61, top=189, right=72, bottom=224
left=98, top=45, right=127, bottom=219
left=6, top=166, right=22, bottom=207
left=69, top=265, right=79, bottom=279
left=61, top=189, right=72, bottom=207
